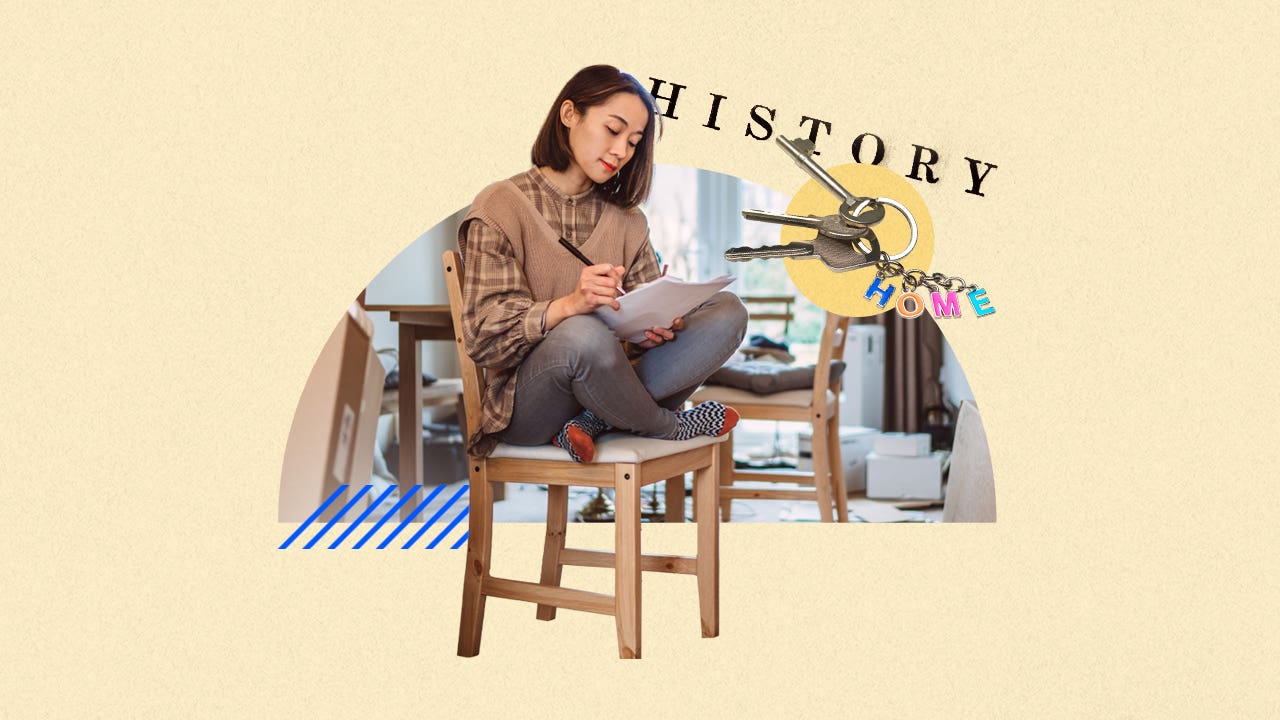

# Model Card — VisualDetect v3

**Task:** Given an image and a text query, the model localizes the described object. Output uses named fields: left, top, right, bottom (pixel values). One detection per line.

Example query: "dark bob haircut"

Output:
left=531, top=64, right=662, bottom=210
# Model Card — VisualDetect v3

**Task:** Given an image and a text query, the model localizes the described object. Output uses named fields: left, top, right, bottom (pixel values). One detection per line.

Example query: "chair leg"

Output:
left=536, top=484, right=568, bottom=620
left=457, top=463, right=493, bottom=657
left=664, top=476, right=685, bottom=523
left=811, top=418, right=835, bottom=522
left=614, top=465, right=641, bottom=659
left=695, top=458, right=720, bottom=638
left=827, top=417, right=849, bottom=522
left=718, top=433, right=735, bottom=522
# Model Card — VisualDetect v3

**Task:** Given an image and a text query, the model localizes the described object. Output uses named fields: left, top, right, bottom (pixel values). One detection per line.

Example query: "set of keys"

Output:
left=725, top=137, right=918, bottom=272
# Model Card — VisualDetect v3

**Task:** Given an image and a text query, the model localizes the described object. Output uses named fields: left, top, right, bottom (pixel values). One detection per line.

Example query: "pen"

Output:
left=558, top=237, right=626, bottom=296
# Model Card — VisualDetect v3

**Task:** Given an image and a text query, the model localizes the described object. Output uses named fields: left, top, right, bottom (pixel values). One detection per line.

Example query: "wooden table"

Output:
left=361, top=303, right=498, bottom=515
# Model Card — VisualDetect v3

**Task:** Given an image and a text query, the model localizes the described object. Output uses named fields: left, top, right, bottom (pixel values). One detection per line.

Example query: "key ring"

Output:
left=841, top=197, right=916, bottom=260
left=876, top=197, right=917, bottom=261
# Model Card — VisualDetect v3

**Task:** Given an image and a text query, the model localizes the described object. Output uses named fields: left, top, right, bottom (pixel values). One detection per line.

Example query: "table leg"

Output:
left=397, top=324, right=423, bottom=521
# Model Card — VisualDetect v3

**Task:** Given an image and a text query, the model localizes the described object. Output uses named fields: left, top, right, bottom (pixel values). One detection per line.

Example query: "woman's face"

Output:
left=562, top=92, right=649, bottom=185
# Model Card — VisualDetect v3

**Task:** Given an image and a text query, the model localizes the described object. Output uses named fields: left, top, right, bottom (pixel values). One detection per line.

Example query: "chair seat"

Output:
left=690, top=385, right=836, bottom=409
left=490, top=432, right=727, bottom=464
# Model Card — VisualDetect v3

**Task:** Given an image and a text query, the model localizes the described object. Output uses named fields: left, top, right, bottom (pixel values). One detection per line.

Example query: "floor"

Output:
left=488, top=481, right=943, bottom=523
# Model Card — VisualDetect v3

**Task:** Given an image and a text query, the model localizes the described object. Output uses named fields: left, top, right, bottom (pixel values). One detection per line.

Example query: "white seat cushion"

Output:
left=690, top=385, right=835, bottom=408
left=489, top=431, right=726, bottom=464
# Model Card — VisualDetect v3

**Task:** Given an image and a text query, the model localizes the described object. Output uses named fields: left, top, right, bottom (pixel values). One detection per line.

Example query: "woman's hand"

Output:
left=637, top=316, right=685, bottom=349
left=544, top=263, right=625, bottom=331
left=565, top=263, right=624, bottom=313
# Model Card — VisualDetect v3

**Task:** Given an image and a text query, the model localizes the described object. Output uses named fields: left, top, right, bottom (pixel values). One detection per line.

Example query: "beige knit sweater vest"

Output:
left=460, top=178, right=651, bottom=301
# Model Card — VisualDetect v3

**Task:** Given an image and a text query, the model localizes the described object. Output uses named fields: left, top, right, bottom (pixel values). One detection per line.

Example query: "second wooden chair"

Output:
left=690, top=312, right=851, bottom=522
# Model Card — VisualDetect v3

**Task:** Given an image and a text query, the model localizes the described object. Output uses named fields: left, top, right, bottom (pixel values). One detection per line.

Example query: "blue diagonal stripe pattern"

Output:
left=280, top=484, right=472, bottom=550
left=303, top=484, right=373, bottom=549
left=327, top=483, right=397, bottom=549
left=353, top=485, right=422, bottom=549
left=402, top=484, right=470, bottom=549
left=376, top=484, right=447, bottom=549
left=427, top=506, right=469, bottom=549
left=278, top=485, right=349, bottom=550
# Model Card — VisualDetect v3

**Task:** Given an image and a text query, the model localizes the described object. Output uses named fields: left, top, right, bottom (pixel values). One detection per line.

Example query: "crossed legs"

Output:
left=500, top=291, right=748, bottom=446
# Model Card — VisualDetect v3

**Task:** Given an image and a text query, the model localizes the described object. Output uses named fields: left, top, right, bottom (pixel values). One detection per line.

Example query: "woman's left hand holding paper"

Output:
left=637, top=316, right=685, bottom=349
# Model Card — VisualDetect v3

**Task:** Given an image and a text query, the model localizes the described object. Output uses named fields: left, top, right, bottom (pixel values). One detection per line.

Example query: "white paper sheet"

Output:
left=593, top=274, right=736, bottom=343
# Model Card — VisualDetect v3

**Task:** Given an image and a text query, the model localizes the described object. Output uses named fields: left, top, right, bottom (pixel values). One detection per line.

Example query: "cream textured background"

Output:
left=3, top=3, right=1277, bottom=718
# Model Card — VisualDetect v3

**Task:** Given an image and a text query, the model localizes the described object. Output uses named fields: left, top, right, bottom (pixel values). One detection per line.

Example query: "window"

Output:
left=642, top=164, right=825, bottom=346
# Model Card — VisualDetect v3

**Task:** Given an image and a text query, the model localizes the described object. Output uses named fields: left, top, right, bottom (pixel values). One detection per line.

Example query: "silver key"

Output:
left=725, top=230, right=882, bottom=273
left=741, top=208, right=877, bottom=256
left=725, top=243, right=813, bottom=260
left=741, top=209, right=869, bottom=241
left=776, top=137, right=885, bottom=227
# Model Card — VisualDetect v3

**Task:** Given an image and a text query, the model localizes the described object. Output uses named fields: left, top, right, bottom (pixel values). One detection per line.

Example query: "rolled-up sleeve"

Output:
left=623, top=214, right=661, bottom=291
left=625, top=242, right=661, bottom=291
left=459, top=218, right=548, bottom=370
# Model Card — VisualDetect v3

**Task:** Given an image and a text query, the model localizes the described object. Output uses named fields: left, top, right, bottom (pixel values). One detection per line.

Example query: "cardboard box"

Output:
left=873, top=432, right=932, bottom=457
left=279, top=303, right=386, bottom=522
left=797, top=426, right=878, bottom=493
left=866, top=451, right=946, bottom=501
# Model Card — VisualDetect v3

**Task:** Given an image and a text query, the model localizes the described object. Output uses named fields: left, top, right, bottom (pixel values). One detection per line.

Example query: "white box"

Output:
left=873, top=432, right=932, bottom=457
left=279, top=303, right=386, bottom=522
left=866, top=451, right=946, bottom=500
left=797, top=426, right=877, bottom=493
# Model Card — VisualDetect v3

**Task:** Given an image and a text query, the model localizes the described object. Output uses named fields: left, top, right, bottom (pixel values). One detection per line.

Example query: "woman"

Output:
left=458, top=64, right=748, bottom=462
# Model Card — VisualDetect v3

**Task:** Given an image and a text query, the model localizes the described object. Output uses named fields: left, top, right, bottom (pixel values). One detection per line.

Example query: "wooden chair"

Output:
left=740, top=294, right=796, bottom=336
left=443, top=251, right=724, bottom=659
left=690, top=312, right=851, bottom=522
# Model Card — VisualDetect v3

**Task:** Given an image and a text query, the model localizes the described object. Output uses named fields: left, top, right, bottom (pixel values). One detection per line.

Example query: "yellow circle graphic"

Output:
left=780, top=163, right=934, bottom=317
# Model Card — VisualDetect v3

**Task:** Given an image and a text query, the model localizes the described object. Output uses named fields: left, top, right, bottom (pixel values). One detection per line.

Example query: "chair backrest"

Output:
left=810, top=311, right=851, bottom=410
left=442, top=250, right=486, bottom=442
left=942, top=400, right=996, bottom=522
left=740, top=294, right=795, bottom=337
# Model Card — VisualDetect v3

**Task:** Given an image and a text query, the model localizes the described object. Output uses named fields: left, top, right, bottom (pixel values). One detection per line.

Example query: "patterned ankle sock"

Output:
left=669, top=401, right=740, bottom=442
left=552, top=410, right=612, bottom=463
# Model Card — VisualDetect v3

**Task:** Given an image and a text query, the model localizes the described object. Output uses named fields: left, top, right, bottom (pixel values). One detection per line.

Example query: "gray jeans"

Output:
left=499, top=291, right=748, bottom=445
